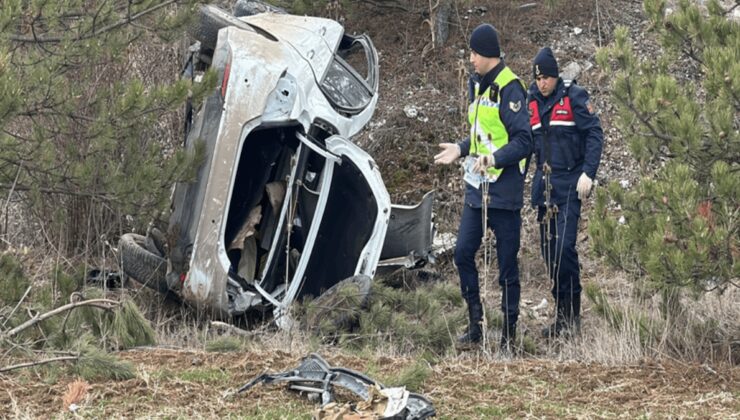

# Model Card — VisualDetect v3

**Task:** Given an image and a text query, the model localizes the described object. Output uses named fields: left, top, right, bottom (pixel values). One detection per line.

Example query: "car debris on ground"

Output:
left=238, top=353, right=436, bottom=419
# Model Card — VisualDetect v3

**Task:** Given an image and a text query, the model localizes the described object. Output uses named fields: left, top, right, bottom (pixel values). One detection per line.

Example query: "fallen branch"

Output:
left=4, top=299, right=120, bottom=339
left=0, top=356, right=79, bottom=373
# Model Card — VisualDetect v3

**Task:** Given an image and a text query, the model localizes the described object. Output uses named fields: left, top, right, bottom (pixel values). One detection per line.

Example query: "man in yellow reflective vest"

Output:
left=434, top=23, right=531, bottom=351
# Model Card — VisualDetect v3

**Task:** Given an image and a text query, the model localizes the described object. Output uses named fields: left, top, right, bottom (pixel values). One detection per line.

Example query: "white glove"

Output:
left=472, top=154, right=495, bottom=174
left=434, top=143, right=461, bottom=165
left=577, top=173, right=593, bottom=200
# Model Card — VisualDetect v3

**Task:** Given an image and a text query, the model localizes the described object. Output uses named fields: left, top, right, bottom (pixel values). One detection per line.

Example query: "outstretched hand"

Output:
left=434, top=143, right=461, bottom=165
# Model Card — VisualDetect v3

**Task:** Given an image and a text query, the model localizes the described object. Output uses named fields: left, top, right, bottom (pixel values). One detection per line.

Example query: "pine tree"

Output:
left=0, top=0, right=214, bottom=253
left=591, top=0, right=739, bottom=317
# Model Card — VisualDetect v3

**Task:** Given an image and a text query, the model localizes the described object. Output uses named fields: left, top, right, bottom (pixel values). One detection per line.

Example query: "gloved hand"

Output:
left=434, top=143, right=461, bottom=165
left=472, top=154, right=495, bottom=174
left=577, top=173, right=593, bottom=200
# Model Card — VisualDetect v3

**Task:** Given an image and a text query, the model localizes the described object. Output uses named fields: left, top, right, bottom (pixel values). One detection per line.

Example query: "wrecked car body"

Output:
left=119, top=5, right=434, bottom=325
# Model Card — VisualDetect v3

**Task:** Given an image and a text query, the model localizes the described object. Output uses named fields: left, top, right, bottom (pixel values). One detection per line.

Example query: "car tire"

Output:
left=190, top=5, right=253, bottom=51
left=119, top=233, right=169, bottom=294
left=302, top=275, right=372, bottom=335
left=149, top=227, right=167, bottom=257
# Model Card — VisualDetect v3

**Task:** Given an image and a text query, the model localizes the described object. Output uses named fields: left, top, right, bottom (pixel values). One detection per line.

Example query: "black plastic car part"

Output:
left=238, top=353, right=436, bottom=419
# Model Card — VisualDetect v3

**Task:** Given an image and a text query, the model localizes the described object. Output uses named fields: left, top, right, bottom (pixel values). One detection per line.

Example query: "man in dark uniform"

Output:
left=434, top=23, right=531, bottom=350
left=527, top=47, right=603, bottom=338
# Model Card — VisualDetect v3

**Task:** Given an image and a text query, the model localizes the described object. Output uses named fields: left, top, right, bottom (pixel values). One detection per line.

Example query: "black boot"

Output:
left=500, top=322, right=517, bottom=353
left=542, top=296, right=569, bottom=339
left=457, top=301, right=483, bottom=349
left=542, top=294, right=581, bottom=339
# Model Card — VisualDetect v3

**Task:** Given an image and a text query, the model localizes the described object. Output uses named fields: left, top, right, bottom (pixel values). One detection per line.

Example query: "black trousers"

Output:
left=454, top=205, right=521, bottom=325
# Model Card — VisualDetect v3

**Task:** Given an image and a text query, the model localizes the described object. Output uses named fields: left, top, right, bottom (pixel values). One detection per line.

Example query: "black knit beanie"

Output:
left=470, top=24, right=500, bottom=58
left=533, top=47, right=559, bottom=78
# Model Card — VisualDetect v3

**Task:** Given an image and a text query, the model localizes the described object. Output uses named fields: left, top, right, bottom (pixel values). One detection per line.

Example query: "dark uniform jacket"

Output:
left=457, top=61, right=532, bottom=210
left=528, top=78, right=603, bottom=206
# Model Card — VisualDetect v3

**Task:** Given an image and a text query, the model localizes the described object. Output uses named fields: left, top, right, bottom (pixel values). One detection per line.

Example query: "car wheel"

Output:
left=302, top=275, right=372, bottom=336
left=148, top=227, right=167, bottom=257
left=190, top=5, right=253, bottom=51
left=119, top=233, right=169, bottom=294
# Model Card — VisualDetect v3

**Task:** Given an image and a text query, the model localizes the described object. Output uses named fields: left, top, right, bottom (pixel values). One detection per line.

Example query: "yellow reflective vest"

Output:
left=468, top=66, right=527, bottom=181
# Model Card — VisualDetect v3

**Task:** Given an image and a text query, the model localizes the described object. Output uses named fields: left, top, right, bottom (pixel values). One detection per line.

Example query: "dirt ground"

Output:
left=2, top=349, right=738, bottom=418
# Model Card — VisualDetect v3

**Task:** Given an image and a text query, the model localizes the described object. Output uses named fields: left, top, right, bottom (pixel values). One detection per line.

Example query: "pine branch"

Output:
left=9, top=0, right=181, bottom=44
left=3, top=298, right=119, bottom=339
left=623, top=81, right=676, bottom=144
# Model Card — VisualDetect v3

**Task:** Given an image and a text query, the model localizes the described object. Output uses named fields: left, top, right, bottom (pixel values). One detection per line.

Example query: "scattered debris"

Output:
left=431, top=232, right=456, bottom=257
left=560, top=62, right=583, bottom=82
left=403, top=105, right=419, bottom=119
left=533, top=298, right=548, bottom=312
left=238, top=353, right=435, bottom=419
left=86, top=269, right=124, bottom=288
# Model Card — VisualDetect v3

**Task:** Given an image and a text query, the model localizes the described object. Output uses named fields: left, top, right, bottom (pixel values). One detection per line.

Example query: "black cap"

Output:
left=533, top=47, right=559, bottom=79
left=470, top=24, right=500, bottom=58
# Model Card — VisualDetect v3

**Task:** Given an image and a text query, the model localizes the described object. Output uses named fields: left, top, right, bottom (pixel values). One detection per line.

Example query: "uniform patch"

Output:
left=509, top=100, right=521, bottom=112
left=586, top=100, right=595, bottom=114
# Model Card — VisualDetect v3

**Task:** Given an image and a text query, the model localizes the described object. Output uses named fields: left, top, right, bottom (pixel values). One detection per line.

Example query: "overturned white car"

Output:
left=119, top=4, right=434, bottom=326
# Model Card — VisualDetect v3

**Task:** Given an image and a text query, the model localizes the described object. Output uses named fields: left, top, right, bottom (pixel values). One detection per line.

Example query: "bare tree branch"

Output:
left=0, top=355, right=79, bottom=373
left=4, top=298, right=119, bottom=338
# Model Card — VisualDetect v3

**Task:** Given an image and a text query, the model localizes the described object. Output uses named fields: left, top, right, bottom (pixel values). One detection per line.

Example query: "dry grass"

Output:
left=62, top=379, right=90, bottom=411
left=1, top=347, right=737, bottom=418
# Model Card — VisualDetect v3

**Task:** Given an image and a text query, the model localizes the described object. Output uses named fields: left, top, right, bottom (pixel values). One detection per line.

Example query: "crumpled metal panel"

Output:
left=181, top=26, right=299, bottom=313
left=242, top=13, right=378, bottom=138
left=242, top=13, right=342, bottom=80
